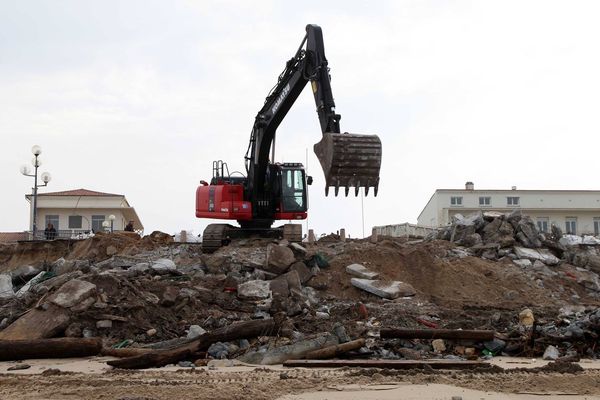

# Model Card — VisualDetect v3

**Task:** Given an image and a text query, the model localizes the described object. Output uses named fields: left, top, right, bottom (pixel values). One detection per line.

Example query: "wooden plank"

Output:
left=283, top=359, right=484, bottom=370
left=0, top=338, right=102, bottom=361
left=380, top=328, right=494, bottom=341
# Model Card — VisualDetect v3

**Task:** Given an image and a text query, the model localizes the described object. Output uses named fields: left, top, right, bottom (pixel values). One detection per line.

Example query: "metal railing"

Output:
left=27, top=229, right=95, bottom=240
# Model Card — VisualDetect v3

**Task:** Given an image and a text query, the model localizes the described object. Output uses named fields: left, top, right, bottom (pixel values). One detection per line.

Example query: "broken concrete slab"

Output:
left=151, top=258, right=176, bottom=274
left=351, top=278, right=416, bottom=299
left=265, top=244, right=295, bottom=274
left=560, top=235, right=583, bottom=247
left=289, top=242, right=307, bottom=255
left=0, top=304, right=70, bottom=340
left=513, top=259, right=532, bottom=268
left=49, top=279, right=97, bottom=308
left=289, top=261, right=312, bottom=284
left=237, top=280, right=271, bottom=300
left=15, top=271, right=47, bottom=298
left=0, top=274, right=15, bottom=300
left=514, top=246, right=560, bottom=265
left=345, top=263, right=379, bottom=279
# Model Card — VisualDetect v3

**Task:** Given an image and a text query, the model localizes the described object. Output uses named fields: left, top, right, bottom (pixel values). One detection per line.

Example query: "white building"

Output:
left=417, top=182, right=600, bottom=235
left=26, top=188, right=143, bottom=237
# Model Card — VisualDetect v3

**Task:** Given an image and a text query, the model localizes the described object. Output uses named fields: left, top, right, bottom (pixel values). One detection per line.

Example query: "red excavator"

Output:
left=196, top=24, right=382, bottom=252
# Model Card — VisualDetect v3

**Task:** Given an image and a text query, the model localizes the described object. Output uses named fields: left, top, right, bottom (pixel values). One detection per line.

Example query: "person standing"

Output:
left=44, top=223, right=57, bottom=240
left=124, top=221, right=134, bottom=232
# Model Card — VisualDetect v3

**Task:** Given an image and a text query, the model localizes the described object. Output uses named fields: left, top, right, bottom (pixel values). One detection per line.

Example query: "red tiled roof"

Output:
left=0, top=232, right=28, bottom=242
left=35, top=188, right=123, bottom=197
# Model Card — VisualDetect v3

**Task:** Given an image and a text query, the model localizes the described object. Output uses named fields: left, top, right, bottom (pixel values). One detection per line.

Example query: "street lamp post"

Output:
left=108, top=214, right=116, bottom=233
left=21, top=145, right=51, bottom=239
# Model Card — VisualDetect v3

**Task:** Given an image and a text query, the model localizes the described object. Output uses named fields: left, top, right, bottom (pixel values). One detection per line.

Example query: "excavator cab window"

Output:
left=280, top=168, right=306, bottom=212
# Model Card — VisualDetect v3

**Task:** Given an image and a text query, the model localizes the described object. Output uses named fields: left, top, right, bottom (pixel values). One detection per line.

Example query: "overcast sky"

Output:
left=2, top=0, right=600, bottom=238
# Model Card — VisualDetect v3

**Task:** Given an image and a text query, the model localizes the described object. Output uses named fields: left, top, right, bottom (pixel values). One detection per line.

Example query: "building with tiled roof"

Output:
left=24, top=188, right=143, bottom=237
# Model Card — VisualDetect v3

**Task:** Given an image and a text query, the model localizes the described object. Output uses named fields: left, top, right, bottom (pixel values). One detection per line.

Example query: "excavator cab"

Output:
left=270, top=163, right=309, bottom=218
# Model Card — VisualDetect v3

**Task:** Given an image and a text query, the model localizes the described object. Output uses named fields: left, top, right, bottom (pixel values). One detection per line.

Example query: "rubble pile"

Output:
left=0, top=222, right=599, bottom=367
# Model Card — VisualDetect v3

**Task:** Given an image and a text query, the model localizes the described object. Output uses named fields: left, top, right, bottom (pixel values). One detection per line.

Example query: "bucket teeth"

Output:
left=314, top=132, right=382, bottom=197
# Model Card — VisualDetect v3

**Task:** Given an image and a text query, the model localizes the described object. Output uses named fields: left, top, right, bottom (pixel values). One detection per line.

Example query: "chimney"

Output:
left=465, top=181, right=474, bottom=191
left=511, top=186, right=517, bottom=190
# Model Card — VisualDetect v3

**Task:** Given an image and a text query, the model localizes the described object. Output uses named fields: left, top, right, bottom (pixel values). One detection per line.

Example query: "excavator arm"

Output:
left=246, top=24, right=381, bottom=201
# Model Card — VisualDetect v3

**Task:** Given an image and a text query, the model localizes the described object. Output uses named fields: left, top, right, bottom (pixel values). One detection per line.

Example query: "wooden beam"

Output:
left=380, top=328, right=494, bottom=341
left=304, top=338, right=365, bottom=360
left=283, top=359, right=484, bottom=369
left=107, top=319, right=277, bottom=369
left=0, top=338, right=102, bottom=361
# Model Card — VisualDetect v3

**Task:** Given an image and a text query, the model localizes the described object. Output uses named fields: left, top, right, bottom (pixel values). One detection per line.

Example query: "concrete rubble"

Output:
left=0, top=224, right=599, bottom=369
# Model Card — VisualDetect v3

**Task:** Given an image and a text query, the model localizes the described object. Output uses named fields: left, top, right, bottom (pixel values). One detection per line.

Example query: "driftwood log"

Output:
left=304, top=338, right=365, bottom=359
left=380, top=328, right=494, bottom=341
left=0, top=337, right=102, bottom=361
left=107, top=319, right=277, bottom=369
left=100, top=347, right=154, bottom=358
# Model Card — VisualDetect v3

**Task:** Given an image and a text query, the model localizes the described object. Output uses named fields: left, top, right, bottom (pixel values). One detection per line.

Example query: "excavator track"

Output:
left=201, top=223, right=230, bottom=253
left=314, top=132, right=382, bottom=197
left=202, top=223, right=302, bottom=253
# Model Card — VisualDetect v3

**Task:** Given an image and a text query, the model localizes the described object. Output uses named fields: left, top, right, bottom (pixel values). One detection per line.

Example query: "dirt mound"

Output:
left=312, top=239, right=596, bottom=310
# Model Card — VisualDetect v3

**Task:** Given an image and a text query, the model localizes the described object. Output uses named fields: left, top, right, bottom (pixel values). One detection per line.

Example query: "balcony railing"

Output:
left=27, top=229, right=97, bottom=240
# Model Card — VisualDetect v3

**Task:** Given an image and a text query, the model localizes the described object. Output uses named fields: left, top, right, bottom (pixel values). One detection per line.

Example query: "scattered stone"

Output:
left=265, top=244, right=295, bottom=274
left=146, top=328, right=157, bottom=337
left=289, top=242, right=307, bottom=255
left=345, top=264, right=379, bottom=279
left=7, top=364, right=31, bottom=371
left=513, top=259, right=532, bottom=268
left=519, top=308, right=535, bottom=326
left=289, top=262, right=312, bottom=284
left=151, top=258, right=176, bottom=274
left=237, top=280, right=271, bottom=300
left=431, top=339, right=446, bottom=352
left=514, top=247, right=560, bottom=265
left=186, top=325, right=206, bottom=339
left=351, top=278, right=416, bottom=300
left=160, top=286, right=179, bottom=307
left=543, top=345, right=560, bottom=360
left=96, top=320, right=113, bottom=329
left=177, top=361, right=195, bottom=368
left=49, top=279, right=97, bottom=308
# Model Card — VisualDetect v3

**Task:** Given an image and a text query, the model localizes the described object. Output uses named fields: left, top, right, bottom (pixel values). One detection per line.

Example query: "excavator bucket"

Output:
left=314, top=132, right=382, bottom=196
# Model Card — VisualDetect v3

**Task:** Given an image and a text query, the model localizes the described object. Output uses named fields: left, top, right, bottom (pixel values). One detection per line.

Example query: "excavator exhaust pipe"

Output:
left=314, top=132, right=382, bottom=197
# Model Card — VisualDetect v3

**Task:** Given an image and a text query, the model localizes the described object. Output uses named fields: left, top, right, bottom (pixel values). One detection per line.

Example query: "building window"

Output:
left=565, top=217, right=577, bottom=235
left=91, top=215, right=106, bottom=233
left=68, top=215, right=83, bottom=229
left=537, top=217, right=549, bottom=233
left=45, top=215, right=59, bottom=230
left=594, top=218, right=600, bottom=236
left=507, top=196, right=520, bottom=206
left=450, top=196, right=463, bottom=206
left=479, top=196, right=491, bottom=206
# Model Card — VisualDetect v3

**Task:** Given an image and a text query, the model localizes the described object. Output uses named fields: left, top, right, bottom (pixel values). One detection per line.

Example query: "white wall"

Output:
left=37, top=208, right=126, bottom=231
